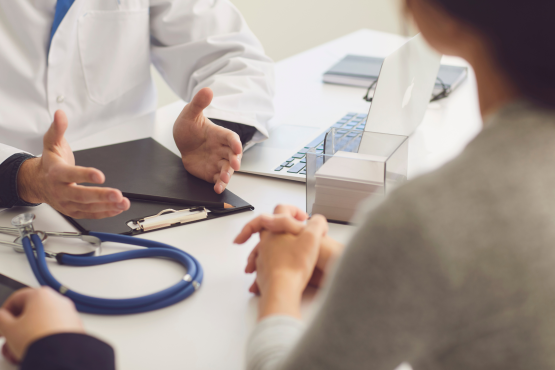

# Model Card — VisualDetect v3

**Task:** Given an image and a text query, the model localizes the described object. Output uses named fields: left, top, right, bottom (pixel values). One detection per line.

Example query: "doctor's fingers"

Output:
left=185, top=88, right=213, bottom=118
left=65, top=184, right=125, bottom=204
left=43, top=110, right=69, bottom=149
left=214, top=144, right=241, bottom=172
left=65, top=208, right=126, bottom=220
left=64, top=199, right=130, bottom=214
left=215, top=126, right=242, bottom=157
left=49, top=163, right=105, bottom=185
left=213, top=160, right=235, bottom=193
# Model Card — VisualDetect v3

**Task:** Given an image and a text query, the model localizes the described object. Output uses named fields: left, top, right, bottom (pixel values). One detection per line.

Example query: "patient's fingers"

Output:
left=249, top=281, right=260, bottom=295
left=234, top=214, right=271, bottom=244
left=234, top=213, right=306, bottom=244
left=273, top=204, right=308, bottom=221
left=2, top=343, right=18, bottom=365
left=262, top=215, right=305, bottom=235
left=245, top=245, right=259, bottom=273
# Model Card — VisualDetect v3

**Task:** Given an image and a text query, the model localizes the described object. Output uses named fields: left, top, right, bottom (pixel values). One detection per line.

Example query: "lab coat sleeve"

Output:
left=149, top=0, right=275, bottom=144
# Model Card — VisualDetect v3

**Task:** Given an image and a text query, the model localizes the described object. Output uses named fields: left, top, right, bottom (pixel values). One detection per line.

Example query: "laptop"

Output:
left=239, top=34, right=442, bottom=182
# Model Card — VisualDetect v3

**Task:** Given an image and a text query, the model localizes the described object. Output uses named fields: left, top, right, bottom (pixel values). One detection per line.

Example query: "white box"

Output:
left=306, top=131, right=408, bottom=223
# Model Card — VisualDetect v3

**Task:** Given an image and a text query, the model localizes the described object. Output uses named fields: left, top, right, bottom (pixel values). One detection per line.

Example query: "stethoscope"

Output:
left=0, top=213, right=203, bottom=315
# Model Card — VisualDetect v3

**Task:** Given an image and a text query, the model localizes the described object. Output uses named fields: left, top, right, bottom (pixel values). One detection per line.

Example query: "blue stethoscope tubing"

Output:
left=21, top=232, right=203, bottom=315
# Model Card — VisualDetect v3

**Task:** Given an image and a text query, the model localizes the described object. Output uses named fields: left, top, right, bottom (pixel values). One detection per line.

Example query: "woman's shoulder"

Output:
left=386, top=100, right=555, bottom=217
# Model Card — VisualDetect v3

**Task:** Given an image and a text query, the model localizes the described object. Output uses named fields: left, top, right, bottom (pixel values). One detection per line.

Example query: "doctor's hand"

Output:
left=0, top=287, right=84, bottom=364
left=173, top=88, right=243, bottom=194
left=17, top=110, right=130, bottom=219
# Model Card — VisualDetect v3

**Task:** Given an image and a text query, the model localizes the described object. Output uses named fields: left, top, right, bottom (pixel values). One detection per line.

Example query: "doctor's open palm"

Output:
left=17, top=111, right=130, bottom=219
left=173, top=88, right=243, bottom=194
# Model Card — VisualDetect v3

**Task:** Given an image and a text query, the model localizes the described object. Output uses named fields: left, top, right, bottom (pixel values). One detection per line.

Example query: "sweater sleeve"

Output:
left=21, top=333, right=116, bottom=370
left=246, top=316, right=305, bottom=370
left=246, top=191, right=452, bottom=370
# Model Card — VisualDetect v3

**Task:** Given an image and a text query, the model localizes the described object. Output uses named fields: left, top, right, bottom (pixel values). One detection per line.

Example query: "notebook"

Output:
left=323, top=54, right=468, bottom=93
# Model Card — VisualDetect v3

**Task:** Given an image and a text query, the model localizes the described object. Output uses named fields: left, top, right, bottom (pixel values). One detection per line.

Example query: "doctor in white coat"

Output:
left=0, top=0, right=274, bottom=219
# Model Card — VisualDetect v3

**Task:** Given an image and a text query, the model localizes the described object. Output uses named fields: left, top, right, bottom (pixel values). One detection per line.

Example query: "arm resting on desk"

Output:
left=246, top=192, right=447, bottom=370
left=21, top=333, right=116, bottom=370
left=247, top=316, right=304, bottom=370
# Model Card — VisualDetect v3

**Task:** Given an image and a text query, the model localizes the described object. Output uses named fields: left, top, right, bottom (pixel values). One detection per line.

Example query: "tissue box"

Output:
left=306, top=130, right=408, bottom=223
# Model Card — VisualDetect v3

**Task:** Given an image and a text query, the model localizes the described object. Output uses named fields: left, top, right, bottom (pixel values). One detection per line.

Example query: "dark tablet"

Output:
left=0, top=273, right=28, bottom=306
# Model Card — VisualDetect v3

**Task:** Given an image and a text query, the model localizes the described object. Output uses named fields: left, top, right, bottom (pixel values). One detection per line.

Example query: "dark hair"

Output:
left=429, top=0, right=555, bottom=108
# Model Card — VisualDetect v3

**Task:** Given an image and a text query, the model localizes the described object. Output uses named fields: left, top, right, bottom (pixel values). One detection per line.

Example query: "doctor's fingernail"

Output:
left=117, top=202, right=127, bottom=210
left=109, top=193, right=119, bottom=202
left=92, top=173, right=102, bottom=183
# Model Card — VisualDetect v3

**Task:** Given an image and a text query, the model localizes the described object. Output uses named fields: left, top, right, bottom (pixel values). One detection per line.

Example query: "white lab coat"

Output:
left=0, top=0, right=275, bottom=165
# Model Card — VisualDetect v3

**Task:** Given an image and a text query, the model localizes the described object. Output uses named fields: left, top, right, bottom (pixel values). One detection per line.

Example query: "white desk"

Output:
left=0, top=29, right=481, bottom=370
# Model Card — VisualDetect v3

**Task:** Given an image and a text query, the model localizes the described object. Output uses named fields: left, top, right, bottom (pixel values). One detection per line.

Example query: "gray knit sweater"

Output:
left=247, top=101, right=555, bottom=370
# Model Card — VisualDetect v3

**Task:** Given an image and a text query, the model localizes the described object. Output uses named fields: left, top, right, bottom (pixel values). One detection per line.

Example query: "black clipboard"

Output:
left=66, top=138, right=254, bottom=235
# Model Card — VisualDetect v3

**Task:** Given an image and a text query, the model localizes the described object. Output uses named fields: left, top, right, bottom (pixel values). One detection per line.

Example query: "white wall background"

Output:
left=153, top=0, right=404, bottom=107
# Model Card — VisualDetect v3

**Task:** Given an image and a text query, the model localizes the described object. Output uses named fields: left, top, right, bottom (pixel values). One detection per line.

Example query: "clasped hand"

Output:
left=17, top=88, right=243, bottom=219
left=234, top=205, right=344, bottom=319
left=0, top=287, right=84, bottom=364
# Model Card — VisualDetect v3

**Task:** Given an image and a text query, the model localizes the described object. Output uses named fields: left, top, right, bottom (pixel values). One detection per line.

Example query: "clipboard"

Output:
left=66, top=138, right=254, bottom=235
left=64, top=199, right=253, bottom=235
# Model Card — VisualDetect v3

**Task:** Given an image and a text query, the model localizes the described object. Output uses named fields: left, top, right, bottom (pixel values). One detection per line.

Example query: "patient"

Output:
left=0, top=0, right=554, bottom=368
left=235, top=0, right=555, bottom=369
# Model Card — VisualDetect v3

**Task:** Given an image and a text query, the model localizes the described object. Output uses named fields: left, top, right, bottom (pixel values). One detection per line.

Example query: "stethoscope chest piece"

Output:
left=11, top=213, right=43, bottom=253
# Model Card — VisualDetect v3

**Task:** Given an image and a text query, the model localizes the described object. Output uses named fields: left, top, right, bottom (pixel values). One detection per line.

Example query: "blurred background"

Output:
left=153, top=0, right=404, bottom=107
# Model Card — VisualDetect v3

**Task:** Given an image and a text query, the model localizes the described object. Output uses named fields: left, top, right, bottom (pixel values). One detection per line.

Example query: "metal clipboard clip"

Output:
left=127, top=207, right=208, bottom=232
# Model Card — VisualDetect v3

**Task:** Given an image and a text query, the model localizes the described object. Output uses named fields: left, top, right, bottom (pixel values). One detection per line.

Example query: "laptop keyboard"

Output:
left=274, top=112, right=368, bottom=175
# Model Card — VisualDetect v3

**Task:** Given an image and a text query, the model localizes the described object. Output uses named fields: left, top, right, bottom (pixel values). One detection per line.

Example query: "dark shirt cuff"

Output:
left=0, top=153, right=40, bottom=208
left=210, top=119, right=257, bottom=145
left=21, top=333, right=116, bottom=370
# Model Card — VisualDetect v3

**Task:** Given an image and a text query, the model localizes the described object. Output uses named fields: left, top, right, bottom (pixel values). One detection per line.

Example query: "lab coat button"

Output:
left=56, top=95, right=65, bottom=103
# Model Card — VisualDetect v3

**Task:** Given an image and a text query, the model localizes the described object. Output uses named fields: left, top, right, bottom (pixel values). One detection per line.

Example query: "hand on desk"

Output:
left=235, top=205, right=345, bottom=319
left=0, top=287, right=84, bottom=364
left=173, top=88, right=243, bottom=194
left=17, top=111, right=130, bottom=219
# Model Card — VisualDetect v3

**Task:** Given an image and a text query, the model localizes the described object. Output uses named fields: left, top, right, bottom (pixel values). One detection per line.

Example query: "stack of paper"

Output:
left=312, top=151, right=386, bottom=222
